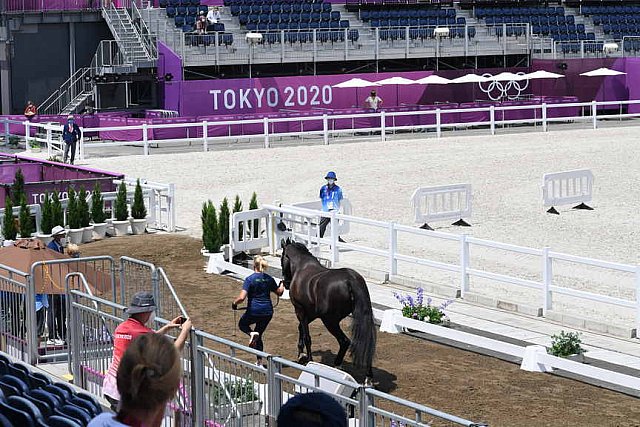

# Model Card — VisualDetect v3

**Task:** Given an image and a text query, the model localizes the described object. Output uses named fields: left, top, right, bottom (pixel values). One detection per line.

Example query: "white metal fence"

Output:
left=231, top=203, right=640, bottom=335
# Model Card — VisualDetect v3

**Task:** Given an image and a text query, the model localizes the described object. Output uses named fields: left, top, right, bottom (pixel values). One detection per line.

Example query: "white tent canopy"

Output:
left=520, top=70, right=565, bottom=80
left=579, top=67, right=627, bottom=77
left=450, top=74, right=490, bottom=84
left=332, top=78, right=381, bottom=88
left=374, top=76, right=417, bottom=85
left=415, top=75, right=452, bottom=85
left=486, top=72, right=526, bottom=81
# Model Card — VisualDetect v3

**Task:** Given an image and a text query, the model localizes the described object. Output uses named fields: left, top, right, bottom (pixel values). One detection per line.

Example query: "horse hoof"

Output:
left=364, top=377, right=374, bottom=388
left=298, top=354, right=308, bottom=364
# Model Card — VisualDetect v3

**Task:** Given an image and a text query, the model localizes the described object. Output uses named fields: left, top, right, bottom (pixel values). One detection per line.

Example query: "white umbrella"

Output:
left=415, top=75, right=452, bottom=85
left=332, top=78, right=381, bottom=88
left=450, top=74, right=490, bottom=84
left=579, top=67, right=626, bottom=102
left=374, top=77, right=417, bottom=106
left=486, top=72, right=526, bottom=81
left=520, top=70, right=565, bottom=80
left=332, top=78, right=380, bottom=108
left=579, top=67, right=626, bottom=77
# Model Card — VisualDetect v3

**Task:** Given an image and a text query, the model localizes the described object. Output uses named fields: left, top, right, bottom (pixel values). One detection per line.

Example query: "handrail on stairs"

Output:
left=131, top=1, right=158, bottom=60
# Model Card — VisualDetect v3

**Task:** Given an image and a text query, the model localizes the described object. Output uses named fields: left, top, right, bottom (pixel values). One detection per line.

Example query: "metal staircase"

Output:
left=102, top=2, right=156, bottom=68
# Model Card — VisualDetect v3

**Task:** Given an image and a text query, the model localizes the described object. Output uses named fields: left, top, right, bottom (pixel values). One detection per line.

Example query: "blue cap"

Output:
left=277, top=392, right=347, bottom=427
left=325, top=171, right=337, bottom=180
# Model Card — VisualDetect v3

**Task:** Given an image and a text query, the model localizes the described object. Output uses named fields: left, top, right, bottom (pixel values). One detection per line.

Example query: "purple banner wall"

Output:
left=0, top=154, right=123, bottom=208
left=157, top=42, right=184, bottom=113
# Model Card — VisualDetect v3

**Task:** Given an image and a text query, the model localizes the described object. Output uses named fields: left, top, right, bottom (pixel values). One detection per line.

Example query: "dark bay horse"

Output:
left=280, top=239, right=376, bottom=384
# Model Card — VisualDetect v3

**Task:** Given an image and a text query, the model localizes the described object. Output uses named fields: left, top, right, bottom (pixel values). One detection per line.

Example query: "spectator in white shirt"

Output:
left=364, top=90, right=383, bottom=110
left=207, top=7, right=221, bottom=25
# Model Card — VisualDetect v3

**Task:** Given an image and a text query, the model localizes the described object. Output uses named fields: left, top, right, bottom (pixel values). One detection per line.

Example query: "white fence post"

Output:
left=380, top=110, right=386, bottom=142
left=388, top=222, right=397, bottom=277
left=436, top=108, right=441, bottom=138
left=3, top=119, right=8, bottom=144
left=79, top=129, right=85, bottom=161
left=202, top=121, right=208, bottom=152
left=330, top=210, right=339, bottom=266
left=142, top=123, right=149, bottom=155
left=25, top=121, right=31, bottom=152
left=263, top=117, right=270, bottom=148
left=542, top=103, right=547, bottom=132
left=592, top=100, right=598, bottom=129
left=542, top=247, right=552, bottom=315
left=46, top=125, right=52, bottom=158
left=489, top=106, right=496, bottom=135
left=635, top=267, right=640, bottom=336
left=459, top=234, right=469, bottom=297
left=322, top=114, right=329, bottom=145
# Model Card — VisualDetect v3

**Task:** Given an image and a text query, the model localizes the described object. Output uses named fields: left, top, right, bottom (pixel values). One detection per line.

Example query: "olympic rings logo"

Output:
left=478, top=73, right=529, bottom=101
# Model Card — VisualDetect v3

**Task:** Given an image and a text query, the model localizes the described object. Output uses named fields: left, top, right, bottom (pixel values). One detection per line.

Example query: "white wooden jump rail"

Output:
left=411, top=184, right=472, bottom=230
left=6, top=99, right=640, bottom=159
left=542, top=169, right=594, bottom=214
left=375, top=308, right=640, bottom=393
left=221, top=204, right=640, bottom=337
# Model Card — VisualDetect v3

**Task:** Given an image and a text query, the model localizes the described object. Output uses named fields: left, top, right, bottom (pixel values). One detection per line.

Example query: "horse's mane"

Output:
left=288, top=241, right=313, bottom=256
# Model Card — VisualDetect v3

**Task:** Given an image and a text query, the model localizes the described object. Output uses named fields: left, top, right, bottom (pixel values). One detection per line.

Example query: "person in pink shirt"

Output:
left=102, top=291, right=192, bottom=411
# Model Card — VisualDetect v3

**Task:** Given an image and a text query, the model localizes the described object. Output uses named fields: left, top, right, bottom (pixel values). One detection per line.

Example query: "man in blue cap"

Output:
left=318, top=171, right=345, bottom=242
left=277, top=392, right=347, bottom=427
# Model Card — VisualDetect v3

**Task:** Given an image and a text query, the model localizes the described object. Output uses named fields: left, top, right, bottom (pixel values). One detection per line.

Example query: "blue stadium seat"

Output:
left=467, top=26, right=476, bottom=38
left=175, top=15, right=185, bottom=26
left=246, top=22, right=256, bottom=30
left=55, top=405, right=91, bottom=426
left=185, top=15, right=196, bottom=25
left=322, top=3, right=331, bottom=12
left=176, top=6, right=186, bottom=15
left=1, top=376, right=29, bottom=396
left=339, top=20, right=349, bottom=29
left=348, top=29, right=359, bottom=42
left=7, top=396, right=45, bottom=426
left=47, top=416, right=82, bottom=427
left=166, top=6, right=176, bottom=16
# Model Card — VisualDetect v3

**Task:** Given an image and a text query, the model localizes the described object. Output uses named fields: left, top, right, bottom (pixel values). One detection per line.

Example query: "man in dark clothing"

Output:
left=46, top=226, right=67, bottom=344
left=62, top=115, right=81, bottom=165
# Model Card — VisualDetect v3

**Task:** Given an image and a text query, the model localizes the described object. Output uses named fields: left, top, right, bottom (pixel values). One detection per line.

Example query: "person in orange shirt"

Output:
left=24, top=101, right=37, bottom=121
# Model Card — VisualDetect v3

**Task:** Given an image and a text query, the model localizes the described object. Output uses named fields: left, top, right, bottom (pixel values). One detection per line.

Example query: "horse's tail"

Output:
left=348, top=274, right=377, bottom=370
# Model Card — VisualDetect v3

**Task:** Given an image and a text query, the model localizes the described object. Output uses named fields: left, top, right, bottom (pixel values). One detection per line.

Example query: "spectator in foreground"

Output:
left=277, top=392, right=347, bottom=427
left=233, top=255, right=284, bottom=367
left=88, top=333, right=182, bottom=427
left=364, top=90, right=383, bottom=111
left=102, top=291, right=192, bottom=411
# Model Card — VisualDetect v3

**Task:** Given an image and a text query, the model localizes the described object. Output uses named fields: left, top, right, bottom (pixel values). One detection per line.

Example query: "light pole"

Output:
left=245, top=32, right=262, bottom=79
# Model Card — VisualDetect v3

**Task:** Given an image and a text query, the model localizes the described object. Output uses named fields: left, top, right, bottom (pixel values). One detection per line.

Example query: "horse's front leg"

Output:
left=297, top=322, right=306, bottom=363
left=301, top=319, right=313, bottom=363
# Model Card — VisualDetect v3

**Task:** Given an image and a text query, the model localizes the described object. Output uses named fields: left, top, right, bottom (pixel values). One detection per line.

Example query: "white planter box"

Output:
left=130, top=218, right=147, bottom=235
left=112, top=220, right=130, bottom=236
left=36, top=234, right=53, bottom=246
left=92, top=223, right=107, bottom=240
left=215, top=400, right=262, bottom=419
left=82, top=225, right=94, bottom=243
left=68, top=228, right=84, bottom=245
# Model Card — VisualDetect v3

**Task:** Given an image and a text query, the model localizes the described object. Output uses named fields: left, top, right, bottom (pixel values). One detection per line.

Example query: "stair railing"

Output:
left=38, top=67, right=94, bottom=116
left=131, top=0, right=158, bottom=60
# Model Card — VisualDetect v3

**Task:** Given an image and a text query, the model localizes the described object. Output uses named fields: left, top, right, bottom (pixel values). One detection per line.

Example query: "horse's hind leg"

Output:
left=297, top=322, right=307, bottom=363
left=321, top=318, right=350, bottom=368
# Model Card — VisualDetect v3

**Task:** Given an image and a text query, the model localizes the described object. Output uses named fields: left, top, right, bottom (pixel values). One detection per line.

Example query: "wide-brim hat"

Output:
left=51, top=225, right=67, bottom=236
left=325, top=171, right=337, bottom=180
left=125, top=291, right=156, bottom=315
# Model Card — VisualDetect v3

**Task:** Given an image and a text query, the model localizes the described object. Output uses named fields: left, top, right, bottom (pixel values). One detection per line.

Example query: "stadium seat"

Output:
left=7, top=396, right=45, bottom=425
left=0, top=414, right=11, bottom=427
left=0, top=399, right=35, bottom=427
left=55, top=404, right=92, bottom=426
left=48, top=415, right=82, bottom=427
left=1, top=375, right=30, bottom=395
left=7, top=364, right=31, bottom=386
left=43, top=384, right=72, bottom=403
left=23, top=394, right=53, bottom=419
left=28, top=389, right=61, bottom=411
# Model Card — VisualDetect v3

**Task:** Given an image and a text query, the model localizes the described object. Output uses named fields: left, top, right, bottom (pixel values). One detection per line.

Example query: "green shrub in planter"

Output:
left=40, top=192, right=53, bottom=235
left=549, top=331, right=584, bottom=358
left=91, top=183, right=107, bottom=224
left=210, top=379, right=259, bottom=405
left=11, top=168, right=25, bottom=206
left=248, top=192, right=259, bottom=238
left=51, top=191, right=64, bottom=228
left=67, top=187, right=81, bottom=229
left=18, top=196, right=34, bottom=237
left=219, top=197, right=230, bottom=245
left=201, top=201, right=221, bottom=253
left=114, top=181, right=129, bottom=221
left=131, top=179, right=147, bottom=220
left=2, top=197, right=17, bottom=241
left=78, top=186, right=90, bottom=227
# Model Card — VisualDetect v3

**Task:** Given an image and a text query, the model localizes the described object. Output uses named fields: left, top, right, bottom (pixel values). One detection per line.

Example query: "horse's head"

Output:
left=280, top=238, right=293, bottom=289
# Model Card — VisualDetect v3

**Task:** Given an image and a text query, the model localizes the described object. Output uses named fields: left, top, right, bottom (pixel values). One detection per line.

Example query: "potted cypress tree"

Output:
left=2, top=197, right=17, bottom=246
left=18, top=196, right=35, bottom=238
left=51, top=191, right=64, bottom=231
left=130, top=179, right=147, bottom=235
left=112, top=181, right=130, bottom=236
left=201, top=200, right=220, bottom=254
left=11, top=168, right=25, bottom=206
left=78, top=186, right=93, bottom=243
left=66, top=187, right=83, bottom=245
left=90, top=183, right=108, bottom=240
left=37, top=192, right=54, bottom=245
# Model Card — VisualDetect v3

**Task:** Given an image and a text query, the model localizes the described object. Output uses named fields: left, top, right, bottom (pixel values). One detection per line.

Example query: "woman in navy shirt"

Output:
left=233, top=256, right=284, bottom=366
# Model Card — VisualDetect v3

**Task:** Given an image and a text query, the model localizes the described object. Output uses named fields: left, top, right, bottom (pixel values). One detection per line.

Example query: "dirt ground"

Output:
left=81, top=234, right=640, bottom=427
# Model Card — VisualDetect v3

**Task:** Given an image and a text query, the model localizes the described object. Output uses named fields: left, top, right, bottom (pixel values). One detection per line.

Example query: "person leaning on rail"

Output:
left=102, top=291, right=192, bottom=412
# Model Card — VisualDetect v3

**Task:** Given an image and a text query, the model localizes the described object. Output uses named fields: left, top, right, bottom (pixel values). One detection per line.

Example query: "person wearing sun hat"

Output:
left=102, top=291, right=192, bottom=410
left=42, top=225, right=68, bottom=345
left=318, top=171, right=345, bottom=242
left=47, top=225, right=67, bottom=254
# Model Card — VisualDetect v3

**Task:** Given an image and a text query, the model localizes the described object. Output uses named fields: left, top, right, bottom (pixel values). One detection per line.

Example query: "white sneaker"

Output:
left=248, top=332, right=259, bottom=348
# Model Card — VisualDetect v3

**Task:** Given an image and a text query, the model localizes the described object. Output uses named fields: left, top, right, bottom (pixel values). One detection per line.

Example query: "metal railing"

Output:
left=131, top=0, right=158, bottom=60
left=1, top=0, right=100, bottom=13
left=38, top=67, right=94, bottom=116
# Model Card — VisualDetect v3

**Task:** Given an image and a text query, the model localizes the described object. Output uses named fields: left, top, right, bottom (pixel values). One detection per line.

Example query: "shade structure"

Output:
left=520, top=70, right=565, bottom=80
left=332, top=78, right=381, bottom=88
left=579, top=67, right=626, bottom=77
left=373, top=76, right=417, bottom=86
left=415, top=75, right=452, bottom=85
left=486, top=72, right=526, bottom=81
left=450, top=74, right=490, bottom=84
left=0, top=239, right=114, bottom=295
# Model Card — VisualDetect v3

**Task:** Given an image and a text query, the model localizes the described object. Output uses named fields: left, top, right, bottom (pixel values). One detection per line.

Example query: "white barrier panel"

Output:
left=542, top=169, right=594, bottom=214
left=231, top=208, right=270, bottom=253
left=411, top=184, right=472, bottom=230
left=288, top=198, right=352, bottom=236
